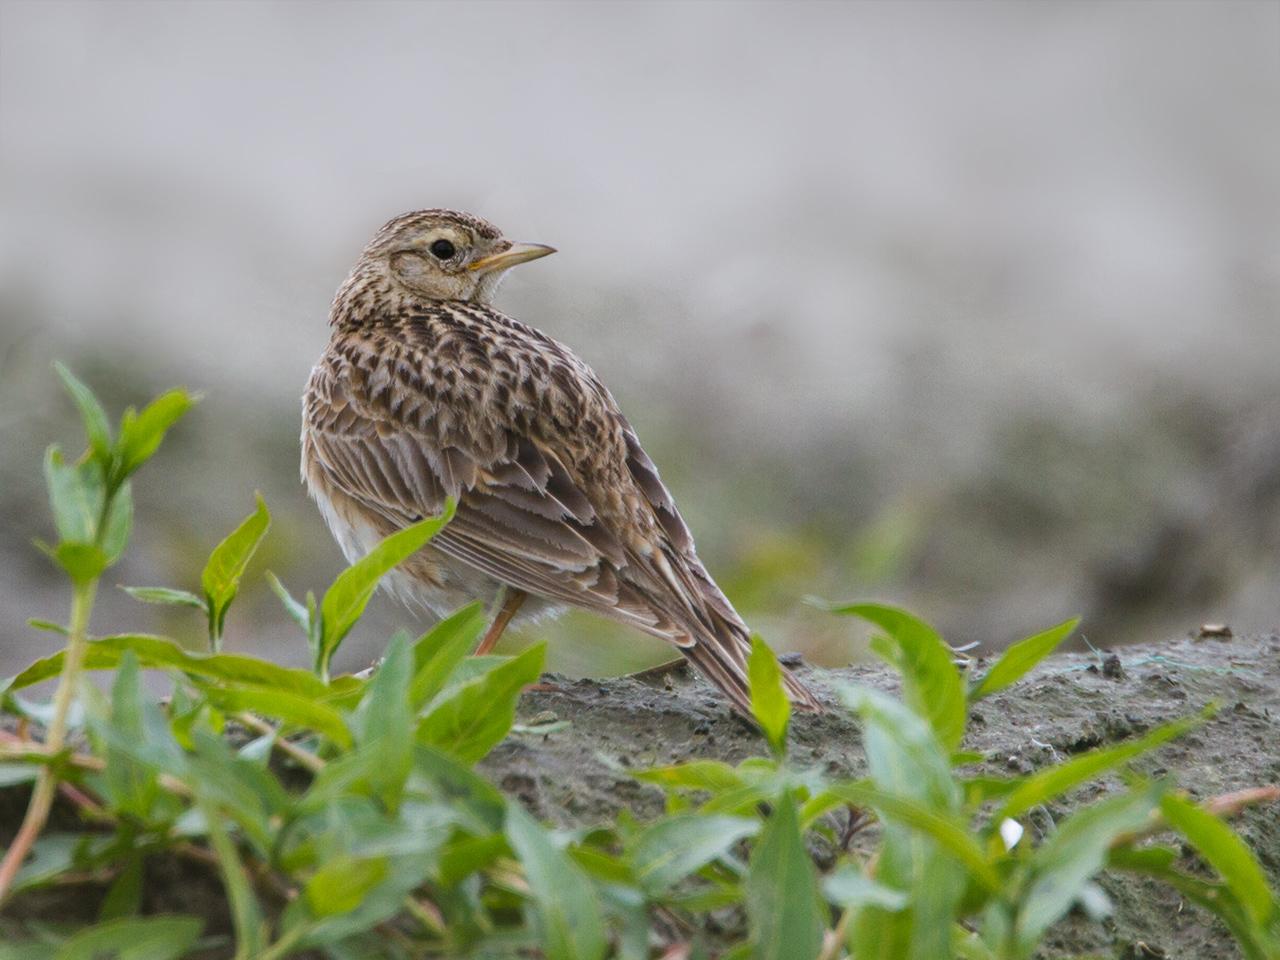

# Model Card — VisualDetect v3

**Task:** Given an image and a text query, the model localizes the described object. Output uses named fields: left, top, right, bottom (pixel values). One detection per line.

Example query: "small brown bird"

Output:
left=302, top=209, right=820, bottom=714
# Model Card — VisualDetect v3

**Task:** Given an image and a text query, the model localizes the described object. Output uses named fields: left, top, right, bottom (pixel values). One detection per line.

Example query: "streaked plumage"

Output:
left=302, top=209, right=820, bottom=714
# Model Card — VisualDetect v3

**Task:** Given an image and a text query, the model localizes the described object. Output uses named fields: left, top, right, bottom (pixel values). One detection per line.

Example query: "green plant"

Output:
left=0, top=368, right=1276, bottom=959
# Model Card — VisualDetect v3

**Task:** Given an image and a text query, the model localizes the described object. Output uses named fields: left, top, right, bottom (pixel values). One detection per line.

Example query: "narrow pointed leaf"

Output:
left=972, top=617, right=1079, bottom=699
left=352, top=633, right=413, bottom=805
left=99, top=480, right=132, bottom=563
left=202, top=494, right=271, bottom=643
left=746, top=791, right=824, bottom=960
left=418, top=642, right=544, bottom=763
left=410, top=601, right=486, bottom=707
left=834, top=603, right=965, bottom=750
left=1017, top=786, right=1164, bottom=952
left=632, top=760, right=746, bottom=794
left=748, top=634, right=790, bottom=756
left=5, top=634, right=330, bottom=698
left=1160, top=793, right=1276, bottom=927
left=629, top=814, right=758, bottom=895
left=203, top=685, right=352, bottom=749
left=118, top=390, right=196, bottom=477
left=53, top=362, right=112, bottom=463
left=506, top=803, right=607, bottom=960
left=999, top=713, right=1200, bottom=819
left=120, top=586, right=207, bottom=611
left=265, top=571, right=311, bottom=635
left=319, top=500, right=455, bottom=670
left=52, top=915, right=203, bottom=960
left=44, top=446, right=104, bottom=544
left=305, top=855, right=390, bottom=917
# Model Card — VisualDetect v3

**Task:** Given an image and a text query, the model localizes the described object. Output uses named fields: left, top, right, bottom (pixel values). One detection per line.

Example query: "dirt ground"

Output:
left=488, top=632, right=1280, bottom=959
left=3, top=632, right=1278, bottom=958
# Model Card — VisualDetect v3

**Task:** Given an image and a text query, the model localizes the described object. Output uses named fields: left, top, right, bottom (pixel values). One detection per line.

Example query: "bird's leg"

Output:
left=476, top=588, right=527, bottom=655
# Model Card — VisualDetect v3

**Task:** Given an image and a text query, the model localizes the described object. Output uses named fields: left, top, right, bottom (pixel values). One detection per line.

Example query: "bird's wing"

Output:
left=304, top=320, right=822, bottom=714
left=304, top=344, right=709, bottom=644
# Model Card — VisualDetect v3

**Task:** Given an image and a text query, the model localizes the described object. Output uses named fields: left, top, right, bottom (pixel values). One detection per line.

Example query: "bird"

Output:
left=301, top=209, right=820, bottom=714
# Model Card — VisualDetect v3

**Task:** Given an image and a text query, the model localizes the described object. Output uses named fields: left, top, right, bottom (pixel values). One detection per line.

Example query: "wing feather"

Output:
left=303, top=317, right=821, bottom=713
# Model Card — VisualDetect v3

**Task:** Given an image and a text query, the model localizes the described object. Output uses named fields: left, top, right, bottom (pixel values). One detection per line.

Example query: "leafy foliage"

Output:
left=0, top=367, right=1276, bottom=959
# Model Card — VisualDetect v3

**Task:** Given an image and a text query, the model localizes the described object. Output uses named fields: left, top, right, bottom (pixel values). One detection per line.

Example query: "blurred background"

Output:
left=1, top=0, right=1277, bottom=679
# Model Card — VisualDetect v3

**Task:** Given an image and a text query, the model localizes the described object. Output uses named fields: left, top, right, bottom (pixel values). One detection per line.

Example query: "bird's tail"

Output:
left=679, top=615, right=823, bottom=716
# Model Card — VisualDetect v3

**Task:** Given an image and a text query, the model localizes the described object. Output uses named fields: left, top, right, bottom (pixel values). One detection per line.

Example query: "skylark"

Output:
left=302, top=210, right=820, bottom=714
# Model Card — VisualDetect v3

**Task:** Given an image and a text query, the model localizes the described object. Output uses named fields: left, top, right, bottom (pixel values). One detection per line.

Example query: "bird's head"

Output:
left=358, top=209, right=555, bottom=305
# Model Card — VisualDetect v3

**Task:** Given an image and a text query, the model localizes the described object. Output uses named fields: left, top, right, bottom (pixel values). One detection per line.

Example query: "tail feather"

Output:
left=678, top=620, right=823, bottom=717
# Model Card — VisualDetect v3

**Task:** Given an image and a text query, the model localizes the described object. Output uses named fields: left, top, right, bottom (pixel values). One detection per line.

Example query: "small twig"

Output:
left=817, top=907, right=852, bottom=960
left=234, top=713, right=325, bottom=774
left=403, top=895, right=446, bottom=936
left=58, top=781, right=110, bottom=822
left=1202, top=785, right=1280, bottom=818
left=0, top=580, right=96, bottom=901
left=0, top=743, right=193, bottom=800
left=173, top=840, right=296, bottom=904
left=838, top=805, right=870, bottom=852
left=1110, top=784, right=1280, bottom=850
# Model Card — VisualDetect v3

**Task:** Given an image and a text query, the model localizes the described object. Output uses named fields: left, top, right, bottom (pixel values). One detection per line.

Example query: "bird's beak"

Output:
left=467, top=241, right=557, bottom=273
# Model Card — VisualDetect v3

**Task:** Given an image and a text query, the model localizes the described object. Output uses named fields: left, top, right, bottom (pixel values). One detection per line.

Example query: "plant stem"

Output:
left=0, top=578, right=96, bottom=901
left=816, top=907, right=852, bottom=960
left=202, top=797, right=265, bottom=960
left=256, top=926, right=307, bottom=960
left=234, top=712, right=326, bottom=773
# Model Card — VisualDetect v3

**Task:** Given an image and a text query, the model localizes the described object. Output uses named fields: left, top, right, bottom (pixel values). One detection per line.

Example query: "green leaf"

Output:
left=823, top=781, right=1000, bottom=893
left=27, top=617, right=70, bottom=635
left=1016, top=785, right=1164, bottom=952
left=119, top=586, right=207, bottom=611
left=0, top=763, right=39, bottom=788
left=1160, top=793, right=1276, bottom=928
left=53, top=916, right=203, bottom=960
left=203, top=685, right=353, bottom=749
left=746, top=791, right=824, bottom=960
left=10, top=833, right=110, bottom=894
left=117, top=389, right=196, bottom=478
left=318, top=501, right=456, bottom=674
left=999, top=713, right=1200, bottom=820
left=505, top=803, right=607, bottom=960
left=840, top=685, right=968, bottom=960
left=748, top=635, right=790, bottom=756
left=834, top=603, right=966, bottom=751
left=632, top=760, right=746, bottom=794
left=50, top=541, right=110, bottom=584
left=265, top=571, right=314, bottom=637
left=413, top=745, right=508, bottom=834
left=823, top=864, right=909, bottom=911
left=971, top=618, right=1079, bottom=700
left=418, top=642, right=545, bottom=764
left=98, top=854, right=144, bottom=921
left=352, top=633, right=414, bottom=806
left=1109, top=844, right=1280, bottom=960
left=102, top=652, right=161, bottom=818
left=6, top=633, right=330, bottom=698
left=629, top=814, right=758, bottom=895
left=838, top=684, right=958, bottom=810
left=283, top=848, right=435, bottom=951
left=198, top=796, right=266, bottom=960
left=305, top=855, right=390, bottom=917
left=202, top=495, right=271, bottom=647
left=410, top=601, right=486, bottom=708
left=44, top=446, right=104, bottom=544
left=53, top=362, right=112, bottom=463
left=437, top=833, right=510, bottom=886
left=100, top=481, right=133, bottom=564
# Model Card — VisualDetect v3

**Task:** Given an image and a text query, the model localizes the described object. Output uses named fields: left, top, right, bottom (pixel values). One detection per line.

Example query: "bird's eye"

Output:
left=429, top=239, right=457, bottom=260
